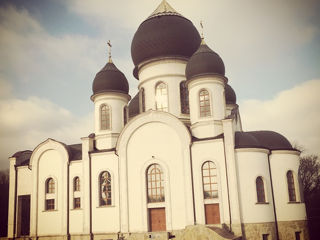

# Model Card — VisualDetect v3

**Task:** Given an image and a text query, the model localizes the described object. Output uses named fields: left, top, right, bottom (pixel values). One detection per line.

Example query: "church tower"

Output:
left=91, top=44, right=130, bottom=149
left=186, top=38, right=227, bottom=138
left=131, top=0, right=201, bottom=122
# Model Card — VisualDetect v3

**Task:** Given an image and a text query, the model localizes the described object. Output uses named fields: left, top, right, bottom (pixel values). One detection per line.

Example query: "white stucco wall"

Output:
left=138, top=59, right=190, bottom=120
left=235, top=149, right=275, bottom=223
left=37, top=149, right=65, bottom=236
left=69, top=161, right=84, bottom=234
left=91, top=152, right=120, bottom=233
left=17, top=166, right=32, bottom=196
left=191, top=139, right=230, bottom=225
left=93, top=93, right=130, bottom=149
left=270, top=151, right=307, bottom=222
left=188, top=76, right=226, bottom=138
left=126, top=122, right=188, bottom=231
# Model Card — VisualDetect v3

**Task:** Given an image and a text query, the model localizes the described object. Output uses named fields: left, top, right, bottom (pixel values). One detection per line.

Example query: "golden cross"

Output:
left=107, top=40, right=112, bottom=63
left=200, top=20, right=204, bottom=39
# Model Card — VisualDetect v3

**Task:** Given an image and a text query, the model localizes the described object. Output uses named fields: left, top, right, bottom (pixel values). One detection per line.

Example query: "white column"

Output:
left=119, top=151, right=129, bottom=232
left=182, top=147, right=195, bottom=226
left=7, top=157, right=16, bottom=238
left=222, top=119, right=242, bottom=236
left=81, top=137, right=94, bottom=235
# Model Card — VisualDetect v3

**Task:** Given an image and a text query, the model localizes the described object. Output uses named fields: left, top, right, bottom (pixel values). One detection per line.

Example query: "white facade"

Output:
left=7, top=1, right=309, bottom=240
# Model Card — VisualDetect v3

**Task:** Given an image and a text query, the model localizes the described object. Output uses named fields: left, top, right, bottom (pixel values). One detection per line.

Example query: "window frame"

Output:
left=155, top=82, right=169, bottom=112
left=287, top=170, right=297, bottom=202
left=99, top=171, right=112, bottom=206
left=44, top=177, right=57, bottom=211
left=140, top=88, right=146, bottom=112
left=180, top=81, right=190, bottom=114
left=100, top=104, right=111, bottom=130
left=123, top=106, right=128, bottom=125
left=201, top=161, right=219, bottom=201
left=146, top=164, right=165, bottom=203
left=199, top=89, right=212, bottom=118
left=256, top=176, right=267, bottom=203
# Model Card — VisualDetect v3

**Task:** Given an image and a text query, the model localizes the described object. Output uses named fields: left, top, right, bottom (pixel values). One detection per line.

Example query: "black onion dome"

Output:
left=235, top=131, right=294, bottom=150
left=128, top=93, right=139, bottom=118
left=186, top=42, right=225, bottom=80
left=92, top=62, right=129, bottom=95
left=225, top=84, right=236, bottom=104
left=131, top=1, right=201, bottom=70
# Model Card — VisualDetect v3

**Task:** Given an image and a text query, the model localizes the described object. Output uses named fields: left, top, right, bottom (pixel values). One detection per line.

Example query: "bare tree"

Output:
left=299, top=155, right=320, bottom=198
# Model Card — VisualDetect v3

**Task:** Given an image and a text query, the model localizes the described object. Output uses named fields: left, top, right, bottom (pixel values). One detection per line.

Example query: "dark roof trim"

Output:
left=89, top=148, right=116, bottom=154
left=192, top=134, right=224, bottom=142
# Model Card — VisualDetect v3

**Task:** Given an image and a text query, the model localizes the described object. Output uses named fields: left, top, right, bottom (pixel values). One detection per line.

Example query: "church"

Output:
left=7, top=1, right=309, bottom=240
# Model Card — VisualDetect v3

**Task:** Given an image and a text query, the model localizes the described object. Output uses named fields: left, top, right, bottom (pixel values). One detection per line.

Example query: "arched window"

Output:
left=199, top=89, right=211, bottom=117
left=123, top=106, right=128, bottom=125
left=155, top=82, right=168, bottom=112
left=74, top=177, right=80, bottom=192
left=256, top=177, right=266, bottom=203
left=45, top=178, right=55, bottom=210
left=141, top=88, right=146, bottom=112
left=99, top=171, right=112, bottom=206
left=73, top=177, right=81, bottom=209
left=46, top=178, right=55, bottom=194
left=147, top=164, right=165, bottom=203
left=287, top=171, right=296, bottom=202
left=100, top=104, right=110, bottom=130
left=202, top=161, right=218, bottom=199
left=180, top=81, right=189, bottom=114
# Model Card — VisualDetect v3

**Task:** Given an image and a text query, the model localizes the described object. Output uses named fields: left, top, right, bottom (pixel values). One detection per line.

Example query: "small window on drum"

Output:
left=199, top=89, right=211, bottom=117
left=180, top=81, right=189, bottom=114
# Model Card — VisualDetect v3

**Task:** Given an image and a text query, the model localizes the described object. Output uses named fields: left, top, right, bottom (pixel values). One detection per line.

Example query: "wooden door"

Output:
left=18, top=195, right=30, bottom=236
left=149, top=208, right=166, bottom=232
left=205, top=204, right=220, bottom=224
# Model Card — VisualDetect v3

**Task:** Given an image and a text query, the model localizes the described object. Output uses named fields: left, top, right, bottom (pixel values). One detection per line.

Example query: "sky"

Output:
left=0, top=0, right=319, bottom=169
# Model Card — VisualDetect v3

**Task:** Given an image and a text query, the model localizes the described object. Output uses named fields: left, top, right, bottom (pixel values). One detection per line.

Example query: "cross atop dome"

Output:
left=147, top=0, right=183, bottom=20
left=107, top=40, right=112, bottom=63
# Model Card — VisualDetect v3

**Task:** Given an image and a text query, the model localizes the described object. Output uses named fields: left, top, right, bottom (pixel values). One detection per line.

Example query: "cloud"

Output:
left=240, top=79, right=320, bottom=156
left=0, top=95, right=93, bottom=170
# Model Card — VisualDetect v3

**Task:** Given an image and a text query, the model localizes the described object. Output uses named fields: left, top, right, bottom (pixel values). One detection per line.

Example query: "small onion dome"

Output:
left=128, top=92, right=139, bottom=118
left=186, top=41, right=225, bottom=80
left=131, top=0, right=201, bottom=78
left=92, top=62, right=129, bottom=96
left=225, top=84, right=236, bottom=104
left=235, top=131, right=294, bottom=150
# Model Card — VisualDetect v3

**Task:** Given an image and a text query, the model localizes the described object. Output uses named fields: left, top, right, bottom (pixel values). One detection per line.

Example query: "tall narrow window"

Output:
left=147, top=164, right=165, bottom=203
left=287, top=171, right=296, bottom=202
left=45, top=178, right=55, bottom=210
left=74, top=177, right=80, bottom=191
left=123, top=106, right=128, bottom=125
left=180, top=81, right=189, bottom=114
left=46, top=178, right=55, bottom=194
left=141, top=88, right=146, bottom=112
left=199, top=89, right=211, bottom=117
left=256, top=177, right=266, bottom=203
left=100, top=104, right=110, bottom=130
left=155, top=82, right=168, bottom=112
left=73, top=177, right=81, bottom=209
left=202, top=161, right=218, bottom=199
left=100, top=171, right=112, bottom=206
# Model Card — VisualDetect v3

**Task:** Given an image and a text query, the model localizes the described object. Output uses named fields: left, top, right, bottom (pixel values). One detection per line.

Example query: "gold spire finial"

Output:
left=200, top=20, right=206, bottom=44
left=107, top=40, right=112, bottom=63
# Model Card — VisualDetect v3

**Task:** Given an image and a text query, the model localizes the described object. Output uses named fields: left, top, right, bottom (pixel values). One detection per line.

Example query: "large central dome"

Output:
left=131, top=0, right=201, bottom=75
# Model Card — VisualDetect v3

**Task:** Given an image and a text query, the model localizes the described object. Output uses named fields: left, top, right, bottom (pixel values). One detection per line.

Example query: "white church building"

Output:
left=7, top=1, right=309, bottom=240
